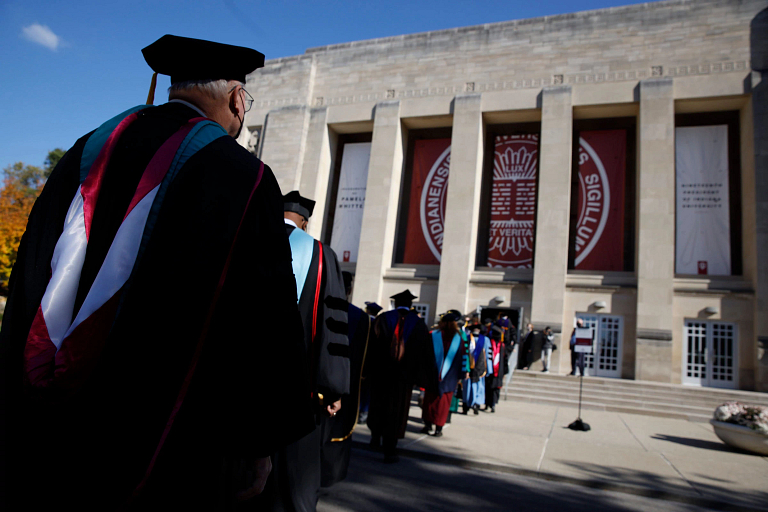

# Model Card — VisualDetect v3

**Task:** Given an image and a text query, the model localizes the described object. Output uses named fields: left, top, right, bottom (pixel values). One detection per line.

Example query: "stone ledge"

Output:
left=637, top=328, right=673, bottom=342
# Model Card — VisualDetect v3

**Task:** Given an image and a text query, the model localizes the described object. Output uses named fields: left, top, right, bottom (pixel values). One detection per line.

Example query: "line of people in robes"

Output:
left=360, top=290, right=517, bottom=462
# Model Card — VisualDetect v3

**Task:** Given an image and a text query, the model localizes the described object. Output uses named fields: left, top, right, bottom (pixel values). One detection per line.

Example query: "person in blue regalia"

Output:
left=421, top=310, right=470, bottom=437
left=462, top=324, right=488, bottom=415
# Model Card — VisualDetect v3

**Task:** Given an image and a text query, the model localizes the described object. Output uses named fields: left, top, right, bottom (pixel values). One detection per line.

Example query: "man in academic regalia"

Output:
left=484, top=318, right=508, bottom=413
left=0, top=35, right=314, bottom=510
left=365, top=301, right=383, bottom=319
left=320, top=272, right=370, bottom=488
left=260, top=191, right=349, bottom=512
left=462, top=324, right=488, bottom=415
left=366, top=289, right=430, bottom=462
left=357, top=301, right=381, bottom=423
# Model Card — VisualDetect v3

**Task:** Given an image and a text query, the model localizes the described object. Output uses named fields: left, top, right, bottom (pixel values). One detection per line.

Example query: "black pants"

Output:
left=485, top=386, right=500, bottom=408
left=570, top=349, right=585, bottom=375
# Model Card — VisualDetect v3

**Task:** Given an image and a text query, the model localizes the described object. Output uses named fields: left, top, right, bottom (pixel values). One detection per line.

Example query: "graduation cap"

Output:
left=142, top=35, right=265, bottom=85
left=141, top=34, right=264, bottom=105
left=364, top=302, right=383, bottom=315
left=390, top=289, right=417, bottom=308
left=441, top=309, right=463, bottom=323
left=283, top=191, right=316, bottom=220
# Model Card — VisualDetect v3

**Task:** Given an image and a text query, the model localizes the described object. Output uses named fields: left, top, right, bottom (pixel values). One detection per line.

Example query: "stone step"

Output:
left=504, top=387, right=712, bottom=416
left=503, top=369, right=768, bottom=421
left=502, top=393, right=711, bottom=422
left=509, top=379, right=768, bottom=407
left=511, top=371, right=768, bottom=404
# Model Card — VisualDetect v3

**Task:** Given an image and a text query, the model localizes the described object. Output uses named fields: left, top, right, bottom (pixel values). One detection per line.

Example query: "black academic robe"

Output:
left=0, top=103, right=314, bottom=511
left=366, top=308, right=430, bottom=439
left=255, top=225, right=349, bottom=512
left=320, top=303, right=370, bottom=488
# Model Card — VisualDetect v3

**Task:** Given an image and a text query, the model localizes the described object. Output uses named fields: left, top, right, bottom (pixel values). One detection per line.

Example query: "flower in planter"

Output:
left=714, top=401, right=768, bottom=435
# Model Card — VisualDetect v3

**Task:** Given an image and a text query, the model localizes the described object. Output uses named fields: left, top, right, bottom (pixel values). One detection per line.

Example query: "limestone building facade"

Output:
left=241, top=0, right=768, bottom=391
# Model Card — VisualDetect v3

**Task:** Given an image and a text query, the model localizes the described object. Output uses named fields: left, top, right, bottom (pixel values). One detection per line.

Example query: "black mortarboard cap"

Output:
left=390, top=289, right=417, bottom=307
left=365, top=302, right=383, bottom=315
left=283, top=191, right=316, bottom=220
left=441, top=309, right=463, bottom=323
left=142, top=34, right=265, bottom=85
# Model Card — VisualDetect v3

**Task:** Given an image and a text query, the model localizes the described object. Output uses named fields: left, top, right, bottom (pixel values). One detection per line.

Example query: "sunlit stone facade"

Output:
left=241, top=0, right=768, bottom=391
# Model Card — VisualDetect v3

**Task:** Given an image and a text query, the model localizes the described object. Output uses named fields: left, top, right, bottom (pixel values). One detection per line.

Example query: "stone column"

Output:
left=351, top=101, right=404, bottom=306
left=297, top=107, right=332, bottom=240
left=752, top=68, right=768, bottom=391
left=634, top=78, right=675, bottom=382
left=530, top=85, right=573, bottom=336
left=435, top=94, right=484, bottom=315
left=260, top=105, right=310, bottom=193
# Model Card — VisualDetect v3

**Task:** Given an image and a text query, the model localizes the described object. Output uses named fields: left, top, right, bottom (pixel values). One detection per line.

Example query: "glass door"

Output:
left=683, top=320, right=737, bottom=389
left=575, top=314, right=623, bottom=378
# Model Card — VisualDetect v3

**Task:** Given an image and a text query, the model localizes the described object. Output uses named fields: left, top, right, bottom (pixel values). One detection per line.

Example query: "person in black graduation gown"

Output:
left=357, top=301, right=382, bottom=424
left=366, top=290, right=431, bottom=462
left=484, top=319, right=509, bottom=413
left=320, top=272, right=370, bottom=488
left=0, top=35, right=314, bottom=511
left=256, top=191, right=349, bottom=512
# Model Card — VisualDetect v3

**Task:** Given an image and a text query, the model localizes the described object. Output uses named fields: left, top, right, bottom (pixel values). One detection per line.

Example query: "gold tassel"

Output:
left=146, top=72, right=158, bottom=105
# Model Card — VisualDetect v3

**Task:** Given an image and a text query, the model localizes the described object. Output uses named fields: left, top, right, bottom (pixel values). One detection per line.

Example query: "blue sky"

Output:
left=0, top=0, right=653, bottom=173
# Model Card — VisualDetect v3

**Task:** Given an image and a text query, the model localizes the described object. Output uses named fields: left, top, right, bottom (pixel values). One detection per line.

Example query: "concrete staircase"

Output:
left=504, top=370, right=768, bottom=422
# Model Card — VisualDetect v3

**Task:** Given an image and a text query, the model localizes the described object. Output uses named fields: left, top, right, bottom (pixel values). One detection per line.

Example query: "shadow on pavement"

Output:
left=318, top=449, right=675, bottom=512
left=650, top=434, right=738, bottom=453
left=556, top=460, right=768, bottom=511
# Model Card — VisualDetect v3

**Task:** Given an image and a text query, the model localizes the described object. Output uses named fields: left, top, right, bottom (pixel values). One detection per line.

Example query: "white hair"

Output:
left=168, top=78, right=243, bottom=101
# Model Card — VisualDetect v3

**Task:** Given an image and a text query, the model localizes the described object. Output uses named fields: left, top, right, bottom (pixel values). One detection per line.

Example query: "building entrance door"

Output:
left=683, top=320, right=737, bottom=389
left=575, top=314, right=623, bottom=378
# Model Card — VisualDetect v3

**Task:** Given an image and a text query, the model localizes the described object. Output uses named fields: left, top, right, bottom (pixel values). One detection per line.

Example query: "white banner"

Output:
left=330, top=142, right=371, bottom=263
left=675, top=125, right=730, bottom=276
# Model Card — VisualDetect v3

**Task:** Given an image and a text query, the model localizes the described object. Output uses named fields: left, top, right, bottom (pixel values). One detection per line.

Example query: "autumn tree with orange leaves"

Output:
left=0, top=149, right=64, bottom=293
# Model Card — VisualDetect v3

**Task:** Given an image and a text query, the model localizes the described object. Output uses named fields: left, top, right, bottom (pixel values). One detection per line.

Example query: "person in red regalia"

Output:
left=0, top=35, right=314, bottom=510
left=421, top=310, right=469, bottom=438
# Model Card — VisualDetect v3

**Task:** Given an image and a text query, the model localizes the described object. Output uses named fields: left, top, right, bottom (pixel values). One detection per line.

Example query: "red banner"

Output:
left=487, top=135, right=539, bottom=268
left=573, top=130, right=626, bottom=271
left=402, top=138, right=451, bottom=265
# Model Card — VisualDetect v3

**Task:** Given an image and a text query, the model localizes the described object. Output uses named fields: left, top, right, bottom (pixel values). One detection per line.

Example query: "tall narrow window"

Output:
left=323, top=133, right=372, bottom=266
left=395, top=128, right=452, bottom=266
left=572, top=130, right=627, bottom=270
left=329, top=142, right=371, bottom=264
left=674, top=111, right=741, bottom=277
left=487, top=135, right=539, bottom=268
left=567, top=118, right=636, bottom=272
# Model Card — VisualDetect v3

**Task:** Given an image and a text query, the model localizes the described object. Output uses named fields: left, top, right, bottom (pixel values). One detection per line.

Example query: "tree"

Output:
left=0, top=162, right=46, bottom=293
left=44, top=148, right=66, bottom=175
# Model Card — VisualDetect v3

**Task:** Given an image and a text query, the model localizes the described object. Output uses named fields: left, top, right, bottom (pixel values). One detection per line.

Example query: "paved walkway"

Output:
left=352, top=394, right=768, bottom=511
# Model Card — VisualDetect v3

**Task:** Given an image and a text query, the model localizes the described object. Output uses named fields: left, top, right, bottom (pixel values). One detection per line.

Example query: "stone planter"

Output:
left=710, top=420, right=768, bottom=455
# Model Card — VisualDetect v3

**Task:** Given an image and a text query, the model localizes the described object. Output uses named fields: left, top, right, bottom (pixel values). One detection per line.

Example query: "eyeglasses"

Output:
left=229, top=85, right=254, bottom=113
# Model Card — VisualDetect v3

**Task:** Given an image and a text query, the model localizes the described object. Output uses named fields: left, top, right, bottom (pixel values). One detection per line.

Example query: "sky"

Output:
left=0, top=0, right=655, bottom=173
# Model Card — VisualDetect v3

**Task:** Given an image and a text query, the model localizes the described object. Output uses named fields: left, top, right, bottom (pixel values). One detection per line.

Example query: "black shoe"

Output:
left=490, top=406, right=495, bottom=413
left=419, top=426, right=432, bottom=434
left=473, top=407, right=479, bottom=415
left=432, top=431, right=443, bottom=438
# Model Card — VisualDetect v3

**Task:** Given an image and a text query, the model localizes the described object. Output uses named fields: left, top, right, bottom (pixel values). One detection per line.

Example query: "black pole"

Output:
left=578, top=373, right=583, bottom=420
left=568, top=353, right=590, bottom=431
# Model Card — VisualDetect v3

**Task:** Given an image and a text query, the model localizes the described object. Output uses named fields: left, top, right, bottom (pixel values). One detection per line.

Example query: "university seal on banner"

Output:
left=419, top=146, right=451, bottom=262
left=488, top=135, right=538, bottom=268
left=574, top=138, right=611, bottom=267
